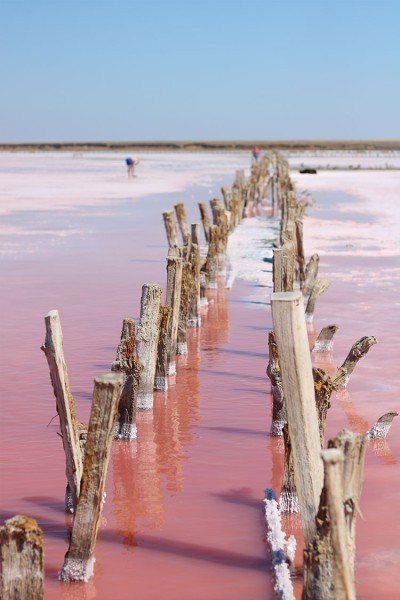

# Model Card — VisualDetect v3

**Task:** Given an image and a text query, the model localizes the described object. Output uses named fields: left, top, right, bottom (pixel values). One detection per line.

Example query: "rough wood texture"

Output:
left=41, top=310, right=83, bottom=511
left=0, top=515, right=44, bottom=600
left=221, top=185, right=232, bottom=210
left=312, top=324, right=339, bottom=353
left=198, top=202, right=211, bottom=242
left=177, top=259, right=191, bottom=354
left=136, top=284, right=162, bottom=409
left=295, top=217, right=306, bottom=287
left=338, top=335, right=377, bottom=387
left=312, top=368, right=346, bottom=446
left=162, top=210, right=180, bottom=248
left=305, top=278, right=330, bottom=323
left=367, top=411, right=398, bottom=439
left=111, top=318, right=141, bottom=440
left=210, top=199, right=229, bottom=272
left=205, top=224, right=219, bottom=289
left=279, top=424, right=299, bottom=513
left=59, top=373, right=123, bottom=582
left=154, top=305, right=172, bottom=391
left=303, top=254, right=320, bottom=298
left=273, top=242, right=295, bottom=293
left=271, top=291, right=323, bottom=545
left=191, top=223, right=200, bottom=246
left=166, top=257, right=183, bottom=376
left=174, top=202, right=189, bottom=243
left=266, top=330, right=286, bottom=436
left=264, top=489, right=296, bottom=600
left=188, top=241, right=201, bottom=327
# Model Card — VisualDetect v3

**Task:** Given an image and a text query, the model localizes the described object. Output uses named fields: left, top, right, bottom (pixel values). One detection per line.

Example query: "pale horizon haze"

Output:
left=1, top=0, right=399, bottom=143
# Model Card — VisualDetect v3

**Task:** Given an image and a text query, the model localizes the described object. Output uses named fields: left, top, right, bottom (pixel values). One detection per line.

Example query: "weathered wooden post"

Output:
left=305, top=278, right=330, bottom=323
left=367, top=411, right=398, bottom=438
left=112, top=318, right=141, bottom=440
left=162, top=210, right=180, bottom=248
left=0, top=516, right=44, bottom=600
left=312, top=324, right=339, bottom=353
left=303, top=254, right=320, bottom=298
left=221, top=185, right=231, bottom=210
left=198, top=202, right=211, bottom=242
left=166, top=257, right=183, bottom=376
left=338, top=335, right=377, bottom=387
left=59, top=372, right=123, bottom=582
left=41, top=310, right=83, bottom=512
left=205, top=224, right=219, bottom=289
left=174, top=202, right=189, bottom=243
left=188, top=241, right=201, bottom=327
left=273, top=242, right=295, bottom=293
left=136, top=284, right=162, bottom=409
left=191, top=223, right=201, bottom=246
left=177, top=250, right=192, bottom=355
left=266, top=330, right=286, bottom=436
left=154, top=305, right=172, bottom=391
left=271, top=291, right=323, bottom=545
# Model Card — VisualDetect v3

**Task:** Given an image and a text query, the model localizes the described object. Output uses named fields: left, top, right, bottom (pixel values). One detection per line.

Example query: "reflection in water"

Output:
left=201, top=285, right=230, bottom=361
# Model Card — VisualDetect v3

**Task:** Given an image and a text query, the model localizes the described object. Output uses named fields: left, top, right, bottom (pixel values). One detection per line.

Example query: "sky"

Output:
left=0, top=0, right=399, bottom=142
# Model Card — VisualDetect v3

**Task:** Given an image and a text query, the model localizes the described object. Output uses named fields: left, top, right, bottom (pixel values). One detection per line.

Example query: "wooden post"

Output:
left=166, top=257, right=183, bottom=376
left=112, top=318, right=141, bottom=440
left=41, top=310, right=83, bottom=512
left=305, top=278, right=330, bottom=323
left=191, top=223, right=201, bottom=246
left=0, top=516, right=44, bottom=600
left=273, top=242, right=295, bottom=293
left=280, top=424, right=299, bottom=513
left=198, top=202, right=211, bottom=242
left=177, top=253, right=191, bottom=354
left=205, top=224, right=219, bottom=289
left=338, top=336, right=377, bottom=387
left=295, top=216, right=306, bottom=288
left=136, top=284, right=162, bottom=409
left=210, top=198, right=229, bottom=273
left=271, top=291, right=323, bottom=545
left=154, top=305, right=172, bottom=391
left=221, top=186, right=231, bottom=210
left=188, top=241, right=201, bottom=327
left=174, top=202, right=189, bottom=243
left=162, top=210, right=180, bottom=248
left=367, top=411, right=398, bottom=439
left=303, top=254, right=320, bottom=298
left=59, top=372, right=123, bottom=582
left=266, top=330, right=286, bottom=436
left=312, top=324, right=339, bottom=353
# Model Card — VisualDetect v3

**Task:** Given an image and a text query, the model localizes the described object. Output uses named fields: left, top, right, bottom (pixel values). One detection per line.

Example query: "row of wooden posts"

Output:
left=264, top=156, right=398, bottom=599
left=0, top=153, right=263, bottom=598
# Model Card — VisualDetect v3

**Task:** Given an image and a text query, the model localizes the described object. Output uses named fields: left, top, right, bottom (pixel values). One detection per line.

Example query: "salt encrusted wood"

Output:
left=303, top=254, right=320, bottom=298
left=266, top=330, right=286, bottom=436
left=166, top=256, right=183, bottom=376
left=154, top=305, right=172, bottom=391
left=136, top=284, right=162, bottom=409
left=312, top=367, right=347, bottom=445
left=264, top=489, right=296, bottom=600
left=273, top=242, right=295, bottom=293
left=59, top=373, right=123, bottom=582
left=111, top=318, right=141, bottom=440
left=41, top=310, right=83, bottom=511
left=209, top=198, right=229, bottom=272
left=305, top=278, right=330, bottom=323
left=312, top=324, right=339, bottom=353
left=271, top=291, right=323, bottom=545
left=177, top=256, right=191, bottom=355
left=191, top=223, right=200, bottom=246
left=367, top=411, right=398, bottom=439
left=221, top=185, right=232, bottom=210
left=0, top=515, right=44, bottom=600
left=198, top=202, right=211, bottom=242
left=174, top=202, right=189, bottom=243
left=279, top=424, right=299, bottom=513
left=188, top=241, right=201, bottom=327
left=205, top=224, right=219, bottom=289
left=338, top=335, right=377, bottom=387
left=162, top=210, right=180, bottom=248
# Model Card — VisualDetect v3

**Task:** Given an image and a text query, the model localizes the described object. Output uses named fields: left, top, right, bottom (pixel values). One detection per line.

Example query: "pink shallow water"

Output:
left=1, top=163, right=400, bottom=599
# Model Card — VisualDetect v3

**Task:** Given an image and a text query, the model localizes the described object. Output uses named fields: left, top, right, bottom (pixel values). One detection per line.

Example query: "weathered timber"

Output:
left=162, top=210, right=180, bottom=248
left=59, top=373, right=123, bottom=582
left=338, top=335, right=377, bottom=387
left=266, top=330, right=286, bottom=436
left=221, top=185, right=232, bottom=210
left=198, top=202, right=211, bottom=242
left=280, top=424, right=299, bottom=513
left=166, top=257, right=183, bottom=376
left=41, top=310, right=83, bottom=511
left=210, top=198, right=229, bottom=272
left=273, top=241, right=295, bottom=293
left=188, top=241, right=201, bottom=326
left=111, top=318, right=141, bottom=440
left=295, top=217, right=306, bottom=287
left=264, top=489, right=296, bottom=600
left=136, top=284, right=162, bottom=409
left=177, top=259, right=191, bottom=354
left=0, top=515, right=44, bottom=600
left=367, top=411, right=398, bottom=439
left=205, top=224, right=219, bottom=289
left=305, top=278, right=330, bottom=323
left=303, top=254, right=320, bottom=297
left=312, top=324, right=339, bottom=353
left=271, top=291, right=323, bottom=545
left=174, top=202, right=190, bottom=243
left=154, top=305, right=172, bottom=391
left=191, top=223, right=201, bottom=246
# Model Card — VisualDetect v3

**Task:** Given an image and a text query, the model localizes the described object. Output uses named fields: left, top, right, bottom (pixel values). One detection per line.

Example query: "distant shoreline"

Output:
left=1, top=140, right=400, bottom=152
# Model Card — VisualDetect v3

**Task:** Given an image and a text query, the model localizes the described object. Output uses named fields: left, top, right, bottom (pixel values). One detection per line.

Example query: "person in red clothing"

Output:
left=252, top=147, right=260, bottom=161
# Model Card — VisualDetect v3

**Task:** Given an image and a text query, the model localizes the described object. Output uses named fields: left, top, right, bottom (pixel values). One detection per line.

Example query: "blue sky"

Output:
left=1, top=0, right=399, bottom=142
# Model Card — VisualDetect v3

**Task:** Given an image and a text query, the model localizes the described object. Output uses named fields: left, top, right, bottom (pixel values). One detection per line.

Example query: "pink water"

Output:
left=0, top=157, right=399, bottom=599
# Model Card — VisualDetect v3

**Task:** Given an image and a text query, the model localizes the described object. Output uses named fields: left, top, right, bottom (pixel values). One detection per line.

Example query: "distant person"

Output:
left=126, top=156, right=140, bottom=177
left=252, top=147, right=260, bottom=162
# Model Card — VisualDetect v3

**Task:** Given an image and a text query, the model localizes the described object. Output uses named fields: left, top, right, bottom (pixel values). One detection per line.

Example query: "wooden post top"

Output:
left=271, top=291, right=302, bottom=302
left=321, top=448, right=344, bottom=464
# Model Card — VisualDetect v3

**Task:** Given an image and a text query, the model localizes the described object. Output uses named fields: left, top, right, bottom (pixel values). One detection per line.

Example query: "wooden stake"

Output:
left=338, top=335, right=377, bottom=387
left=154, top=305, right=172, bottom=391
left=367, top=411, right=398, bottom=439
left=162, top=210, right=180, bottom=249
left=295, top=217, right=306, bottom=288
left=198, top=202, right=211, bottom=242
left=59, top=372, right=123, bottom=582
left=279, top=424, right=299, bottom=513
left=188, top=241, right=201, bottom=327
left=166, top=257, right=183, bottom=376
left=174, top=202, right=189, bottom=243
left=177, top=258, right=191, bottom=354
left=221, top=186, right=232, bottom=210
left=273, top=242, right=295, bottom=293
left=0, top=515, right=44, bottom=600
left=112, top=318, right=141, bottom=440
left=266, top=330, right=286, bottom=436
left=41, top=310, right=83, bottom=511
left=271, top=291, right=323, bottom=545
left=136, top=284, right=162, bottom=409
left=312, top=324, right=339, bottom=353
left=303, top=254, right=320, bottom=298
left=205, top=224, right=219, bottom=289
left=305, top=278, right=330, bottom=323
left=191, top=223, right=201, bottom=246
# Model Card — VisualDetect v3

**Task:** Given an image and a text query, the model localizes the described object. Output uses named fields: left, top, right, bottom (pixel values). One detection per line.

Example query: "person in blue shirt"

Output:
left=126, top=156, right=139, bottom=177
